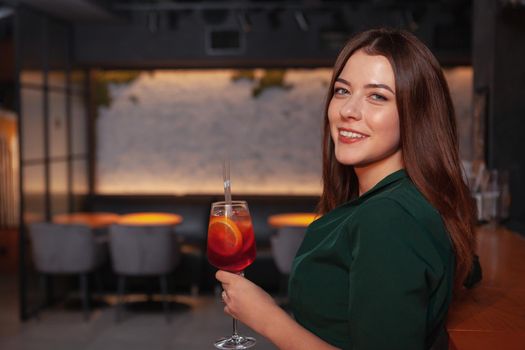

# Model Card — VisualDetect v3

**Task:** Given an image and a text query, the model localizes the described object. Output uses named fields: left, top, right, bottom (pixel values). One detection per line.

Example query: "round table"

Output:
left=267, top=212, right=319, bottom=229
left=117, top=212, right=183, bottom=226
left=52, top=212, right=121, bottom=229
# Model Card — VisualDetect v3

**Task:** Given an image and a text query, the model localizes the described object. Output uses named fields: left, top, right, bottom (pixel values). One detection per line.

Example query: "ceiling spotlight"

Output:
left=237, top=11, right=252, bottom=33
left=294, top=11, right=309, bottom=31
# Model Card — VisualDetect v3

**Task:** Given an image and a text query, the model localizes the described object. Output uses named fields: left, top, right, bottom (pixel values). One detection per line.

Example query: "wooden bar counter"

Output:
left=447, top=224, right=525, bottom=349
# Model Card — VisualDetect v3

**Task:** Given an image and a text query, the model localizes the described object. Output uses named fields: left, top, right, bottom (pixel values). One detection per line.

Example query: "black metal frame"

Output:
left=14, top=4, right=90, bottom=321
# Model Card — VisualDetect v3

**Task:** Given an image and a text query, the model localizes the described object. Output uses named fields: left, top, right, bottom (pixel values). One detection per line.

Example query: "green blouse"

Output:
left=289, top=169, right=454, bottom=350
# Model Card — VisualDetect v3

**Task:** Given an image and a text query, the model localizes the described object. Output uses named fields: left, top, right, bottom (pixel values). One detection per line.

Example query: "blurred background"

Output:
left=0, top=0, right=525, bottom=349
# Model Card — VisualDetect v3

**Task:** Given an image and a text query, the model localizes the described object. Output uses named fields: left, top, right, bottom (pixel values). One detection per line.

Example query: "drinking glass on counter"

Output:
left=466, top=162, right=511, bottom=222
left=481, top=169, right=500, bottom=222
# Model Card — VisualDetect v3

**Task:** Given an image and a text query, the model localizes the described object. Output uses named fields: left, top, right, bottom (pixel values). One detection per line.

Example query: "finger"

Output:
left=215, top=270, right=228, bottom=283
left=221, top=290, right=229, bottom=303
left=216, top=270, right=236, bottom=283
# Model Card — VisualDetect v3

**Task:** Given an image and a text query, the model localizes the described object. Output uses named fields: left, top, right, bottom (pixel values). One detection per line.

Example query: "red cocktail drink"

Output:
left=207, top=200, right=257, bottom=349
left=207, top=203, right=256, bottom=272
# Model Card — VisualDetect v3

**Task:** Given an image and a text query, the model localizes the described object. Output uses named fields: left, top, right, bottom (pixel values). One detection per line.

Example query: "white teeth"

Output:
left=339, top=130, right=366, bottom=138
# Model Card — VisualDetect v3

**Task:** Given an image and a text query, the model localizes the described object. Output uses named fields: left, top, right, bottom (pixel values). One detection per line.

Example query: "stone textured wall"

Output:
left=97, top=69, right=329, bottom=194
left=97, top=68, right=472, bottom=195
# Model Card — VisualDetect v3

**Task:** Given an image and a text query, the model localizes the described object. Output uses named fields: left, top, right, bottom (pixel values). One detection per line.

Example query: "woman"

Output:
left=216, top=28, right=476, bottom=350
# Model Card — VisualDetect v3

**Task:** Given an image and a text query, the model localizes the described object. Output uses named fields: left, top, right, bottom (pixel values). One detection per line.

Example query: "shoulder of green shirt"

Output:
left=346, top=185, right=453, bottom=266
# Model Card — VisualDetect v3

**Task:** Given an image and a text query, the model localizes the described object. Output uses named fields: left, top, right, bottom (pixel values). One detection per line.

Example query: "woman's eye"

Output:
left=370, top=93, right=387, bottom=101
left=334, top=87, right=349, bottom=96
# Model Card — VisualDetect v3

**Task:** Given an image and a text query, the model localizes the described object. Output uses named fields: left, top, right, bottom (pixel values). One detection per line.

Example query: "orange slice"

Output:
left=208, top=217, right=243, bottom=256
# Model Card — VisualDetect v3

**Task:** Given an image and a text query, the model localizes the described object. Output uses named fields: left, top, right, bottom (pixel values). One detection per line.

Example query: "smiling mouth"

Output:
left=337, top=127, right=370, bottom=143
left=339, top=129, right=368, bottom=139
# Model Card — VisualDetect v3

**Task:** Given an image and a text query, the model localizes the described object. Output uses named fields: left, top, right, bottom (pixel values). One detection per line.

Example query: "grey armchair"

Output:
left=109, top=224, right=181, bottom=322
left=29, top=222, right=108, bottom=321
left=270, top=227, right=306, bottom=295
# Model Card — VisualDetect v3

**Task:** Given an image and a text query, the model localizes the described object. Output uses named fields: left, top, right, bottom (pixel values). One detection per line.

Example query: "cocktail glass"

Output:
left=207, top=200, right=257, bottom=349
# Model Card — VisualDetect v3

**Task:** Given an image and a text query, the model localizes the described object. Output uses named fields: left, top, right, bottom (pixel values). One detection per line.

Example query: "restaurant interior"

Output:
left=0, top=0, right=525, bottom=349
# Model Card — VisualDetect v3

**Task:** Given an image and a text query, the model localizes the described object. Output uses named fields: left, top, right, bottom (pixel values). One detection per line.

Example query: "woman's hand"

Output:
left=216, top=270, right=339, bottom=350
left=216, top=270, right=279, bottom=336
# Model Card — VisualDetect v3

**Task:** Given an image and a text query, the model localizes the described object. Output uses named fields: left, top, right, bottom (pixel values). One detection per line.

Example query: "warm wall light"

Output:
left=0, top=109, right=18, bottom=228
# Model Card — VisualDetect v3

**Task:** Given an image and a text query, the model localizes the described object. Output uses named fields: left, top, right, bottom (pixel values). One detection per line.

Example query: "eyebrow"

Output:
left=335, top=77, right=395, bottom=95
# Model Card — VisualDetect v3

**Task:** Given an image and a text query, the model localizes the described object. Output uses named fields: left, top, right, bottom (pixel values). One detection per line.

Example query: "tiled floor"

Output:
left=0, top=274, right=278, bottom=350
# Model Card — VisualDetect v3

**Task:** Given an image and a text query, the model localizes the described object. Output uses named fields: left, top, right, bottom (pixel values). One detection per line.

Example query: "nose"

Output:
left=339, top=96, right=362, bottom=120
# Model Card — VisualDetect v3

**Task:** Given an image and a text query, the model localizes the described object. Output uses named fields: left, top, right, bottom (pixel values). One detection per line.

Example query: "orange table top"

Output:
left=117, top=212, right=183, bottom=226
left=267, top=213, right=319, bottom=228
left=52, top=212, right=120, bottom=229
left=447, top=224, right=525, bottom=349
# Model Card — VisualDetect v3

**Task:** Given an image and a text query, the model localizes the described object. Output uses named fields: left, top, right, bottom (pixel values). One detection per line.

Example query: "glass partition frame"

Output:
left=14, top=5, right=90, bottom=321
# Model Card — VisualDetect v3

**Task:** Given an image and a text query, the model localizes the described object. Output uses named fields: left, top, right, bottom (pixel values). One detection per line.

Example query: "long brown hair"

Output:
left=318, top=28, right=476, bottom=290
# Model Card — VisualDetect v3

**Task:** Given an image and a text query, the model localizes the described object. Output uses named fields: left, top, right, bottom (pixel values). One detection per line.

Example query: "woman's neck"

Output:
left=354, top=150, right=404, bottom=196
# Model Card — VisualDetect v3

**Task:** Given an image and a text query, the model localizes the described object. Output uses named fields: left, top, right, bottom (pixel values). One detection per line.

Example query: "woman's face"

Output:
left=328, top=49, right=402, bottom=171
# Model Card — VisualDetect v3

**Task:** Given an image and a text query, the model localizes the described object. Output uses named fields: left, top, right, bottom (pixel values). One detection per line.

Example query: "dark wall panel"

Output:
left=491, top=9, right=525, bottom=227
left=474, top=0, right=525, bottom=231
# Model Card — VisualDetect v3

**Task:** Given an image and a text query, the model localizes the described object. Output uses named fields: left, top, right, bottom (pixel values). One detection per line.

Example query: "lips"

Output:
left=337, top=127, right=369, bottom=144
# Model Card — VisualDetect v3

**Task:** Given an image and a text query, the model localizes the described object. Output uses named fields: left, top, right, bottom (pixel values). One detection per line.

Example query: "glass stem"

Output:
left=232, top=317, right=239, bottom=337
left=231, top=270, right=244, bottom=342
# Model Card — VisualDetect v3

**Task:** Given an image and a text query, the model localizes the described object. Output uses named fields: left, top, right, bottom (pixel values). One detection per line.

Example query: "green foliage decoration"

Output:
left=231, top=70, right=256, bottom=82
left=93, top=71, right=141, bottom=108
left=231, top=69, right=293, bottom=97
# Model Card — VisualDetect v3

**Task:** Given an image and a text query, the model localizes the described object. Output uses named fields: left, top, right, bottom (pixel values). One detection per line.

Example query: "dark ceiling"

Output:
left=7, top=0, right=474, bottom=68
left=15, top=0, right=472, bottom=25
